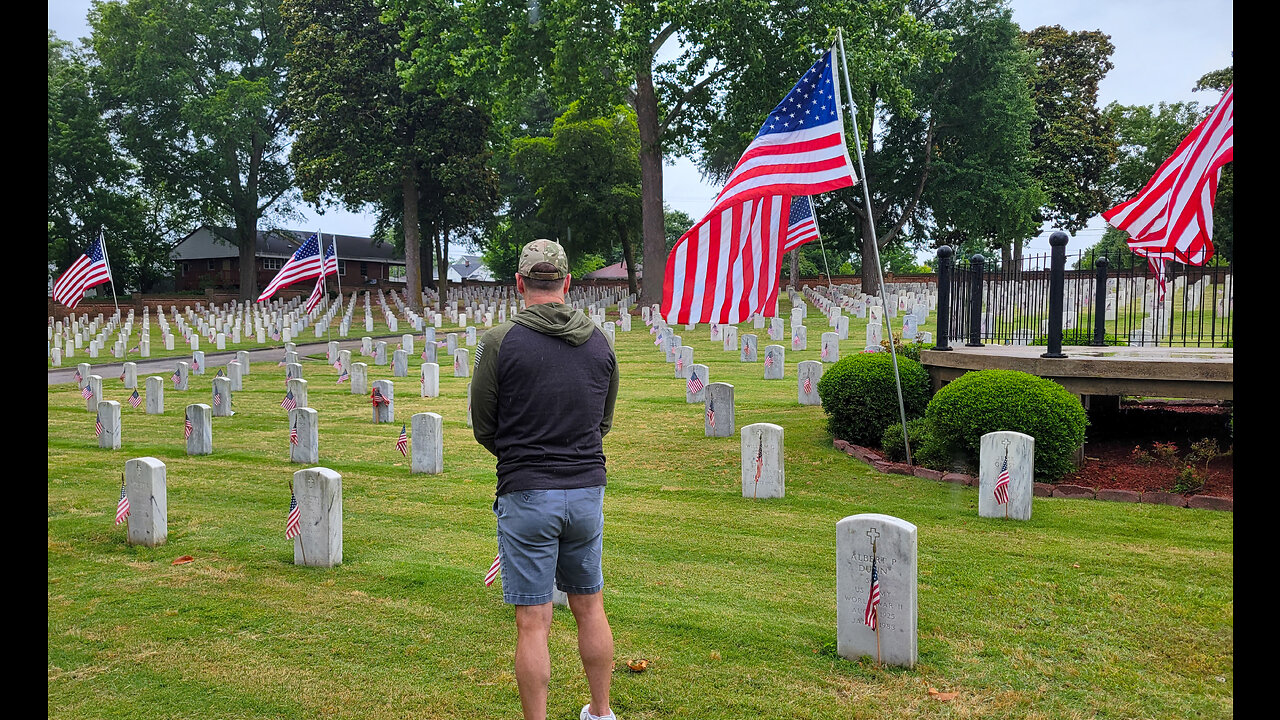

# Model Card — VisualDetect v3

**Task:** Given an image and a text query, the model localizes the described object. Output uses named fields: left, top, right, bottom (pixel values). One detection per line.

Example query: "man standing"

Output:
left=472, top=239, right=621, bottom=720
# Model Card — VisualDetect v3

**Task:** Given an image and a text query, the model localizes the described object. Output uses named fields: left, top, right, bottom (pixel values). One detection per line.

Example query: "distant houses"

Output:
left=169, top=227, right=491, bottom=292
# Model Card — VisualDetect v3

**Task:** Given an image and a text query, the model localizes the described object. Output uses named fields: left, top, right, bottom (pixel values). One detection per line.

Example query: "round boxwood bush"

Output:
left=922, top=369, right=1087, bottom=481
left=817, top=352, right=931, bottom=447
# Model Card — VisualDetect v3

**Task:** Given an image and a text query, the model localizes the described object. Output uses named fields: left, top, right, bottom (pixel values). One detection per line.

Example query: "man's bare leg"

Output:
left=568, top=591, right=614, bottom=717
left=515, top=602, right=554, bottom=720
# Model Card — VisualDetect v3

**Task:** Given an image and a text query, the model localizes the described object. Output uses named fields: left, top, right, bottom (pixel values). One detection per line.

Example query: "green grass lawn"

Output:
left=48, top=302, right=1232, bottom=719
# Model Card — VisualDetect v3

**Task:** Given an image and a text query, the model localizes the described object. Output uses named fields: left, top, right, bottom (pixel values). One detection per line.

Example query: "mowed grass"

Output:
left=48, top=303, right=1232, bottom=720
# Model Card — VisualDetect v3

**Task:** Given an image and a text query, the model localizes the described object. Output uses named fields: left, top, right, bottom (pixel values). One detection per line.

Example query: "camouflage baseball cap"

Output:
left=518, top=238, right=570, bottom=280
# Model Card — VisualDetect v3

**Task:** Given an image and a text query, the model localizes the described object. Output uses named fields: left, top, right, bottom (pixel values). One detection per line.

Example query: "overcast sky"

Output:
left=50, top=0, right=1233, bottom=257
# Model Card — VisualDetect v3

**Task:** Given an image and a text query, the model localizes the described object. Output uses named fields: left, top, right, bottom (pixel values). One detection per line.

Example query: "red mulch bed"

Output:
left=1062, top=401, right=1233, bottom=499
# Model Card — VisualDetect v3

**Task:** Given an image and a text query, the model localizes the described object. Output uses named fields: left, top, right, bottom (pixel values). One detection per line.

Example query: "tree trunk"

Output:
left=860, top=213, right=880, bottom=298
left=1013, top=240, right=1023, bottom=278
left=620, top=227, right=639, bottom=298
left=789, top=250, right=799, bottom=289
left=236, top=215, right=257, bottom=302
left=635, top=69, right=665, bottom=307
left=402, top=167, right=421, bottom=312
left=436, top=225, right=449, bottom=309
left=1001, top=242, right=1012, bottom=272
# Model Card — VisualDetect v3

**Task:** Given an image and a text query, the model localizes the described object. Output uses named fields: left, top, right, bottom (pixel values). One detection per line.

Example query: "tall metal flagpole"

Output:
left=98, top=226, right=122, bottom=324
left=319, top=229, right=331, bottom=344
left=332, top=231, right=343, bottom=320
left=811, top=196, right=835, bottom=294
left=837, top=28, right=913, bottom=465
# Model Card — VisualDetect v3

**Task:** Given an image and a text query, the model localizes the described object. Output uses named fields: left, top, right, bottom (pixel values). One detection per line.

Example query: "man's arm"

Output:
left=599, top=347, right=620, bottom=437
left=472, top=325, right=511, bottom=456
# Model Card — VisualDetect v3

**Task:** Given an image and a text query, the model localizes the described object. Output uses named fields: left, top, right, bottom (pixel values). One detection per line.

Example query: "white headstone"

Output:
left=411, top=412, right=444, bottom=475
left=797, top=361, right=823, bottom=405
left=704, top=382, right=735, bottom=437
left=186, top=404, right=212, bottom=455
left=741, top=423, right=784, bottom=499
left=146, top=376, right=164, bottom=414
left=979, top=431, right=1034, bottom=521
left=292, top=466, right=342, bottom=567
left=686, top=364, right=709, bottom=404
left=763, top=345, right=785, bottom=380
left=124, top=456, right=167, bottom=547
left=836, top=513, right=917, bottom=667
left=290, top=407, right=320, bottom=464
left=97, top=400, right=121, bottom=449
left=371, top=379, right=394, bottom=423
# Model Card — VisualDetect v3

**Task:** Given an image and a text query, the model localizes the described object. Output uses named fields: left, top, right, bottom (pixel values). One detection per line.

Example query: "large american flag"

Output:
left=53, top=235, right=112, bottom=309
left=1103, top=85, right=1233, bottom=299
left=304, top=244, right=338, bottom=313
left=115, top=477, right=130, bottom=525
left=286, top=488, right=301, bottom=539
left=864, top=554, right=881, bottom=629
left=660, top=44, right=855, bottom=324
left=993, top=453, right=1011, bottom=505
left=258, top=233, right=322, bottom=302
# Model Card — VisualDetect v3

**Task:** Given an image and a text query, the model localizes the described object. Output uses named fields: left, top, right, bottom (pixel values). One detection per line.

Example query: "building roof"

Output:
left=171, top=226, right=405, bottom=263
left=450, top=255, right=491, bottom=280
left=583, top=260, right=641, bottom=280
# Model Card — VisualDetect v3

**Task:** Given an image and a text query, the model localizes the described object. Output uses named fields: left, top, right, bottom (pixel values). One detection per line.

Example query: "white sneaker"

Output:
left=580, top=704, right=616, bottom=720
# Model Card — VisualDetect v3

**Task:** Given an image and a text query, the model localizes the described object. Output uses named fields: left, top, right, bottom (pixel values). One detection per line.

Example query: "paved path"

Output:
left=47, top=333, right=409, bottom=386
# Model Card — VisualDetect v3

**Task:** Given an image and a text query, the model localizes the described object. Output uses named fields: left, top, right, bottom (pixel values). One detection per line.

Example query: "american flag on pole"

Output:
left=128, top=389, right=141, bottom=408
left=803, top=375, right=813, bottom=395
left=95, top=412, right=103, bottom=438
left=660, top=43, right=855, bottom=324
left=280, top=390, right=297, bottom=410
left=993, top=452, right=1011, bottom=505
left=192, top=358, right=200, bottom=372
left=864, top=554, right=881, bottom=629
left=53, top=234, right=112, bottom=309
left=213, top=391, right=221, bottom=407
left=286, top=487, right=301, bottom=539
left=304, top=244, right=337, bottom=313
left=765, top=352, right=775, bottom=368
left=115, top=477, right=130, bottom=525
left=371, top=387, right=386, bottom=406
left=216, top=368, right=225, bottom=378
left=396, top=424, right=408, bottom=457
left=172, top=369, right=181, bottom=386
left=706, top=396, right=716, bottom=428
left=82, top=384, right=94, bottom=400
left=119, top=369, right=125, bottom=382
left=337, top=368, right=349, bottom=383
left=687, top=369, right=704, bottom=396
left=73, top=369, right=82, bottom=383
left=184, top=416, right=193, bottom=439
left=290, top=420, right=299, bottom=446
left=258, top=233, right=323, bottom=302
left=782, top=195, right=822, bottom=253
left=1103, top=85, right=1233, bottom=300
left=484, top=553, right=501, bottom=586
left=753, top=435, right=763, bottom=485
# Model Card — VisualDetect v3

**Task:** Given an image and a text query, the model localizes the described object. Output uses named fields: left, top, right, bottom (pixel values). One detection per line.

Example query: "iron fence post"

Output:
left=966, top=253, right=984, bottom=347
left=934, top=246, right=953, bottom=351
left=1041, top=231, right=1069, bottom=358
left=1091, top=256, right=1109, bottom=346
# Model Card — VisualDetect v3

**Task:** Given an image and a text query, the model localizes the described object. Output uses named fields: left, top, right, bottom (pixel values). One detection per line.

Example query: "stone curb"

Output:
left=832, top=438, right=1231, bottom=512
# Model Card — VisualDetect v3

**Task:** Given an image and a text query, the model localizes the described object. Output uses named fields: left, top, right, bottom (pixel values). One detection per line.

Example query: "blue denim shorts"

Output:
left=493, top=486, right=605, bottom=605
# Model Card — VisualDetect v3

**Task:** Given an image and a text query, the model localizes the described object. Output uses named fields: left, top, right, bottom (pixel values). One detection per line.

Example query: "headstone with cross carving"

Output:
left=836, top=513, right=917, bottom=668
left=979, top=431, right=1034, bottom=521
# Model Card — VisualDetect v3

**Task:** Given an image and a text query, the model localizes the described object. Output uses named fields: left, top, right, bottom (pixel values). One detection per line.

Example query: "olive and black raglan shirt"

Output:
left=471, top=302, right=620, bottom=497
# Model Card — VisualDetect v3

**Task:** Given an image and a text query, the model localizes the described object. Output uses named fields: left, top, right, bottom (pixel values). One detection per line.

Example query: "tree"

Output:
left=919, top=2, right=1045, bottom=262
left=1023, top=25, right=1117, bottom=234
left=283, top=0, right=436, bottom=310
left=90, top=0, right=295, bottom=301
left=509, top=103, right=643, bottom=295
left=49, top=31, right=194, bottom=294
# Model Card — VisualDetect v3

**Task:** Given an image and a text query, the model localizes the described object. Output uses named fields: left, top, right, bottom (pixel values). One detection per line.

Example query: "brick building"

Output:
left=170, top=227, right=416, bottom=292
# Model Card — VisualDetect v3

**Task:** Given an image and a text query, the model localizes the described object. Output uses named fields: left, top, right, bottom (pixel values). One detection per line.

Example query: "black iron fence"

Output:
left=936, top=237, right=1233, bottom=350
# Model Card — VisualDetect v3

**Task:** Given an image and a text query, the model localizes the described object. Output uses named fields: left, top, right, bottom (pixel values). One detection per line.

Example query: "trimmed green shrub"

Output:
left=817, top=352, right=931, bottom=447
left=922, top=369, right=1087, bottom=481
left=881, top=418, right=953, bottom=470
